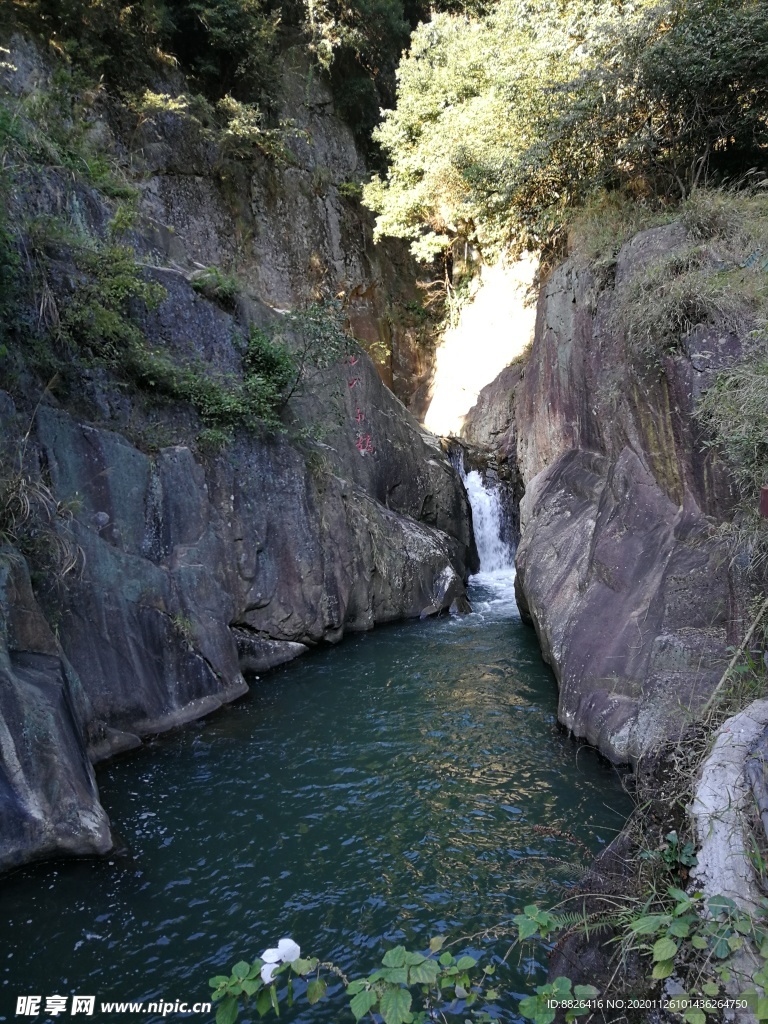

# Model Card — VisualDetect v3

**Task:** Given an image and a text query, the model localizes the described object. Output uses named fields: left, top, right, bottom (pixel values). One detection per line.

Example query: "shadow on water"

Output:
left=0, top=571, right=632, bottom=1023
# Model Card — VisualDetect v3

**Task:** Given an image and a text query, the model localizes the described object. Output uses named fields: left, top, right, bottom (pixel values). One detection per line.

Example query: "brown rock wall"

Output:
left=465, top=223, right=745, bottom=762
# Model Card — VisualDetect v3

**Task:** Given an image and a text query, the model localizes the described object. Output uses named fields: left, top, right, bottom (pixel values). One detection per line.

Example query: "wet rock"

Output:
left=0, top=555, right=113, bottom=872
left=0, top=33, right=474, bottom=872
left=233, top=631, right=309, bottom=674
left=0, top=300, right=473, bottom=871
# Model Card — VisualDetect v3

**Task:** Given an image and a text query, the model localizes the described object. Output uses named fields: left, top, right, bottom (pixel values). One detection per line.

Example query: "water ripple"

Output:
left=0, top=576, right=631, bottom=1023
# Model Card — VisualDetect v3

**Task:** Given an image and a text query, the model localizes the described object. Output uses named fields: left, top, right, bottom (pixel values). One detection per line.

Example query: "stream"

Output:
left=0, top=475, right=632, bottom=1024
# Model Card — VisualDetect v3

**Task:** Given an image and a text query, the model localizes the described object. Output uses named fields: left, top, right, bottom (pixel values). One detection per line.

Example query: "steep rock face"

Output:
left=515, top=224, right=736, bottom=516
left=0, top=557, right=113, bottom=872
left=0, top=37, right=474, bottom=871
left=128, top=46, right=435, bottom=410
left=464, top=224, right=742, bottom=762
left=0, top=327, right=474, bottom=871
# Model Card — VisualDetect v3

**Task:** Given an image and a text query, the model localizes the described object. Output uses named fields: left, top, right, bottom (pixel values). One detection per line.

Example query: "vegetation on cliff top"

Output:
left=3, top=0, right=483, bottom=157
left=364, top=0, right=768, bottom=261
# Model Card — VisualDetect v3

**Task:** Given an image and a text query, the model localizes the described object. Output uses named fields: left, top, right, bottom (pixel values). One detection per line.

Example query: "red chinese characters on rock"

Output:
left=344, top=359, right=374, bottom=456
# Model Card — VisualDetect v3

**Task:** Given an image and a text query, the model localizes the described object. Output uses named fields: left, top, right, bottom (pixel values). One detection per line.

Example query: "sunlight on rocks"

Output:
left=424, top=255, right=538, bottom=437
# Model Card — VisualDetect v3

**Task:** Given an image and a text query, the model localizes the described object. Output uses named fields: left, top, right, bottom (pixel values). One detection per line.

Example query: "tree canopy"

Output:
left=364, top=0, right=768, bottom=260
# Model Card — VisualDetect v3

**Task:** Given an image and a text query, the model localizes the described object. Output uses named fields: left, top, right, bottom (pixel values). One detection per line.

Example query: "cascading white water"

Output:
left=458, top=466, right=518, bottom=617
left=463, top=470, right=515, bottom=573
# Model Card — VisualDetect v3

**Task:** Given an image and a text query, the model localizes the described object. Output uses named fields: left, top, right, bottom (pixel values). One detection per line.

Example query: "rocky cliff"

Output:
left=464, top=223, right=745, bottom=763
left=0, top=36, right=475, bottom=872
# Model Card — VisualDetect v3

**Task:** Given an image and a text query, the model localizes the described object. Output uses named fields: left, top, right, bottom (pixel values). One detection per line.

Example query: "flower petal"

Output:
left=277, top=938, right=301, bottom=962
left=261, top=947, right=281, bottom=963
left=261, top=962, right=279, bottom=984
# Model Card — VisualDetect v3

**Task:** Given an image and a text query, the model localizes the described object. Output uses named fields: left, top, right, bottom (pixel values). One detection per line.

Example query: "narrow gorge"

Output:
left=1, top=2, right=767, bottom=1023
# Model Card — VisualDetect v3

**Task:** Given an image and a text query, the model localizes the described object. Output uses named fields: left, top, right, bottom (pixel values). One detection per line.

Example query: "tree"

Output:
left=364, top=0, right=768, bottom=260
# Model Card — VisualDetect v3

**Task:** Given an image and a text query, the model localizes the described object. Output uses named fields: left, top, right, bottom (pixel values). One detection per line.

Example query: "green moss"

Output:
left=190, top=266, right=242, bottom=309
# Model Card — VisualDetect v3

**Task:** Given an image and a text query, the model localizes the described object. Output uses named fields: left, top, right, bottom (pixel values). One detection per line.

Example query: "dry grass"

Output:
left=566, top=191, right=674, bottom=268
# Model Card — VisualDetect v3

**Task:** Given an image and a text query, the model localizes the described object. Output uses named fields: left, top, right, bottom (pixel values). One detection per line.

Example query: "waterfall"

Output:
left=463, top=470, right=515, bottom=574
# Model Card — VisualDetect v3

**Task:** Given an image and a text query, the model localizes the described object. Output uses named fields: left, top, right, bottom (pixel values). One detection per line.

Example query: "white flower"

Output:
left=261, top=962, right=279, bottom=985
left=259, top=937, right=301, bottom=986
left=277, top=938, right=301, bottom=963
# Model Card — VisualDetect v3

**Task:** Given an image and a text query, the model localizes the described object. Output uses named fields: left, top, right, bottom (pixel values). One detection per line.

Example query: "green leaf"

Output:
left=651, top=958, right=675, bottom=980
left=256, top=989, right=272, bottom=1017
left=270, top=985, right=279, bottom=1016
left=429, top=936, right=446, bottom=953
left=307, top=979, right=327, bottom=1005
left=631, top=915, right=669, bottom=935
left=574, top=986, right=599, bottom=999
left=232, top=961, right=250, bottom=980
left=404, top=951, right=427, bottom=966
left=381, top=967, right=409, bottom=985
left=486, top=989, right=499, bottom=1000
left=347, top=980, right=367, bottom=996
left=708, top=895, right=737, bottom=916
left=515, top=915, right=539, bottom=940
left=702, top=982, right=719, bottom=997
left=691, top=935, right=708, bottom=949
left=551, top=978, right=572, bottom=998
left=684, top=1009, right=706, bottom=1024
left=669, top=920, right=690, bottom=938
left=291, top=958, right=314, bottom=976
left=728, top=935, right=743, bottom=951
left=668, top=887, right=692, bottom=904
left=241, top=979, right=259, bottom=996
left=210, top=976, right=230, bottom=989
left=456, top=956, right=477, bottom=970
left=439, top=952, right=454, bottom=966
left=652, top=937, right=678, bottom=962
left=756, top=997, right=768, bottom=1020
left=409, top=960, right=440, bottom=985
left=350, top=989, right=378, bottom=1021
left=379, top=987, right=413, bottom=1024
left=382, top=946, right=408, bottom=969
left=519, top=994, right=556, bottom=1024
left=216, top=996, right=239, bottom=1024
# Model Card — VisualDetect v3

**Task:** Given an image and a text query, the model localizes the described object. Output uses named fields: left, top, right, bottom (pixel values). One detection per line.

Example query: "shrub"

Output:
left=190, top=266, right=242, bottom=309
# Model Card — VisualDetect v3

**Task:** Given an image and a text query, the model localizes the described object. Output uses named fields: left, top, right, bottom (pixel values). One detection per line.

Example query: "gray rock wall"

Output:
left=0, top=314, right=474, bottom=871
left=464, top=224, right=744, bottom=763
left=0, top=35, right=474, bottom=871
left=126, top=45, right=435, bottom=411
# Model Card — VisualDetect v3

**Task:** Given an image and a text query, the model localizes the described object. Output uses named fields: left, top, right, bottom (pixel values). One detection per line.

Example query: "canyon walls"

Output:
left=464, top=224, right=745, bottom=762
left=0, top=34, right=475, bottom=871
